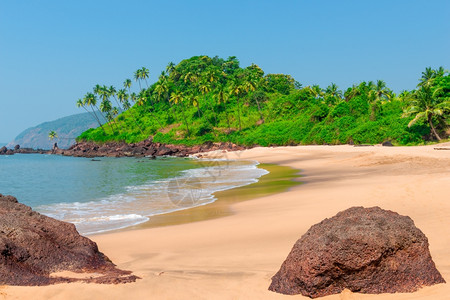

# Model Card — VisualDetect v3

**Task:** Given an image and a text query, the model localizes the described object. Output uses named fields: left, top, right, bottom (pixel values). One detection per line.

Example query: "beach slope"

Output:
left=4, top=144, right=450, bottom=299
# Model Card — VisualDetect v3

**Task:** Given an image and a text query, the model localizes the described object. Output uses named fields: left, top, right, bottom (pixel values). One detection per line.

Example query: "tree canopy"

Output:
left=77, top=56, right=449, bottom=146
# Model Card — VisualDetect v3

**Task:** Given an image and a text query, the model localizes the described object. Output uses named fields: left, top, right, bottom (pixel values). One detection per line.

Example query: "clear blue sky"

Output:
left=0, top=0, right=449, bottom=142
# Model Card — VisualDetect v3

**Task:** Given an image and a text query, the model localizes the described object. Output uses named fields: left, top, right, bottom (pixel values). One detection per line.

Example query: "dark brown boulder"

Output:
left=0, top=194, right=139, bottom=286
left=269, top=207, right=445, bottom=298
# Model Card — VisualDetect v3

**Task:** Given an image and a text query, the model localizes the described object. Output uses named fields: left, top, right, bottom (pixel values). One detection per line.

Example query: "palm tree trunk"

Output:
left=197, top=106, right=215, bottom=128
left=90, top=106, right=105, bottom=133
left=95, top=105, right=115, bottom=134
left=255, top=99, right=265, bottom=124
left=149, top=108, right=163, bottom=129
left=428, top=115, right=442, bottom=140
left=169, top=101, right=179, bottom=123
left=206, top=96, right=218, bottom=125
left=222, top=101, right=231, bottom=131
left=180, top=102, right=190, bottom=136
left=236, top=98, right=242, bottom=130
left=131, top=112, right=144, bottom=134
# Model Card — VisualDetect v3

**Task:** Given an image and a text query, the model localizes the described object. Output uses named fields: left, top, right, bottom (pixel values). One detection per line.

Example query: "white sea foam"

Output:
left=37, top=159, right=267, bottom=235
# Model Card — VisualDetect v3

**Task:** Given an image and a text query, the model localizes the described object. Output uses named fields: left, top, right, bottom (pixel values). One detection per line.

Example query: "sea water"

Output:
left=0, top=154, right=267, bottom=235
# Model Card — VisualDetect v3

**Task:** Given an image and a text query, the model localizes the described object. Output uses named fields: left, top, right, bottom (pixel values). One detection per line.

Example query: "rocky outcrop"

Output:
left=58, top=139, right=247, bottom=158
left=0, top=146, right=47, bottom=155
left=0, top=140, right=247, bottom=157
left=0, top=194, right=139, bottom=286
left=269, top=207, right=445, bottom=298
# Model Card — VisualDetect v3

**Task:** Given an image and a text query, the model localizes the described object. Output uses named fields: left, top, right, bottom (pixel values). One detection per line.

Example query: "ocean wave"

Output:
left=37, top=159, right=268, bottom=235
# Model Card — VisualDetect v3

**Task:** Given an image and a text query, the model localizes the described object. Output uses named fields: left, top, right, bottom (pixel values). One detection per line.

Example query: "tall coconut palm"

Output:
left=141, top=67, right=150, bottom=88
left=99, top=98, right=117, bottom=133
left=184, top=72, right=198, bottom=84
left=166, top=62, right=175, bottom=75
left=199, top=82, right=217, bottom=124
left=243, top=77, right=265, bottom=123
left=154, top=82, right=168, bottom=103
left=344, top=85, right=360, bottom=102
left=370, top=80, right=392, bottom=103
left=123, top=79, right=132, bottom=93
left=77, top=98, right=104, bottom=130
left=418, top=67, right=435, bottom=87
left=112, top=107, right=119, bottom=117
left=170, top=91, right=190, bottom=135
left=402, top=86, right=449, bottom=140
left=109, top=85, right=122, bottom=111
left=308, top=85, right=324, bottom=99
left=137, top=90, right=163, bottom=129
left=83, top=92, right=105, bottom=132
left=134, top=69, right=142, bottom=90
left=126, top=91, right=146, bottom=133
left=229, top=81, right=243, bottom=130
left=325, top=83, right=342, bottom=99
left=92, top=85, right=110, bottom=124
left=216, top=88, right=231, bottom=130
left=324, top=83, right=343, bottom=106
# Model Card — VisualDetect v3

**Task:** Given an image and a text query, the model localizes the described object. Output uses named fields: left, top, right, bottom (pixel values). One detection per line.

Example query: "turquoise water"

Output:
left=0, top=154, right=267, bottom=234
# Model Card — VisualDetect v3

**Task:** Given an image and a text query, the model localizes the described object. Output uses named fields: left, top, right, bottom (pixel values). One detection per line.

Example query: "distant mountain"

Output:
left=7, top=112, right=104, bottom=150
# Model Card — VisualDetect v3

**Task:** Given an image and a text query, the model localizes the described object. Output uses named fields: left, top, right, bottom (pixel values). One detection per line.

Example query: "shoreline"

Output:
left=122, top=163, right=301, bottom=232
left=4, top=144, right=450, bottom=299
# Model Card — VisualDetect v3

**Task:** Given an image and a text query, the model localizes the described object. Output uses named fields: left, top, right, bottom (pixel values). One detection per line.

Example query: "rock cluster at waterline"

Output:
left=269, top=206, right=445, bottom=298
left=0, top=194, right=139, bottom=285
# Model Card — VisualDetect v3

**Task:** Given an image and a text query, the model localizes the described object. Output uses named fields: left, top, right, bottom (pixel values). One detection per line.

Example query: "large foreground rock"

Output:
left=269, top=207, right=445, bottom=298
left=0, top=194, right=139, bottom=285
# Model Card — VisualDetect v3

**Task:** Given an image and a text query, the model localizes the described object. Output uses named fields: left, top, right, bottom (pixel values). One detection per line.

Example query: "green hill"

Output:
left=77, top=56, right=449, bottom=146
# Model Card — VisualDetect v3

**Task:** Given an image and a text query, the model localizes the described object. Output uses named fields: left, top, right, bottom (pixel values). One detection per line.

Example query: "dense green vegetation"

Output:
left=77, top=56, right=449, bottom=146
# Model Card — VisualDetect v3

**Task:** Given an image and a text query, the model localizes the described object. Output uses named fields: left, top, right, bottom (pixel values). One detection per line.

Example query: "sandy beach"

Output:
left=3, top=144, right=450, bottom=300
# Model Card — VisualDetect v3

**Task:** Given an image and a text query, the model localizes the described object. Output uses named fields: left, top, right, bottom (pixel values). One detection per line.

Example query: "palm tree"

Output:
left=134, top=69, right=142, bottom=90
left=184, top=72, right=198, bottom=84
left=112, top=107, right=119, bottom=117
left=199, top=82, right=218, bottom=124
left=370, top=80, right=392, bottom=103
left=402, top=86, right=449, bottom=140
left=137, top=90, right=163, bottom=129
left=83, top=92, right=105, bottom=132
left=418, top=67, right=435, bottom=87
left=344, top=85, right=360, bottom=102
left=99, top=98, right=117, bottom=133
left=310, top=85, right=324, bottom=99
left=117, top=89, right=143, bottom=133
left=141, top=67, right=150, bottom=88
left=216, top=88, right=231, bottom=130
left=229, top=81, right=243, bottom=130
left=109, top=85, right=122, bottom=111
left=77, top=98, right=103, bottom=130
left=242, top=77, right=265, bottom=123
left=154, top=82, right=168, bottom=103
left=166, top=62, right=175, bottom=75
left=324, top=83, right=342, bottom=106
left=325, top=83, right=342, bottom=99
left=170, top=91, right=190, bottom=135
left=123, top=79, right=132, bottom=93
left=48, top=131, right=58, bottom=141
